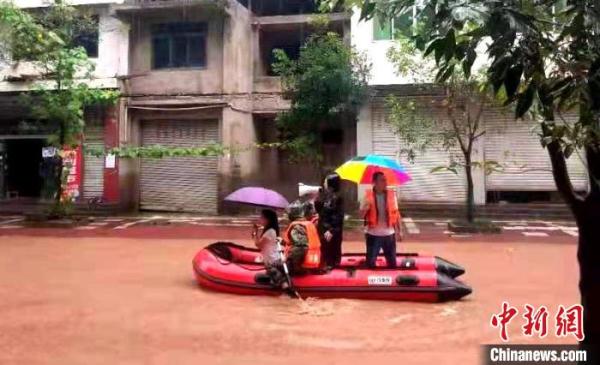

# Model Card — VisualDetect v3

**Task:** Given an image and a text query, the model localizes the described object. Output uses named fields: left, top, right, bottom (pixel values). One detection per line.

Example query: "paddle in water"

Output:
left=275, top=238, right=302, bottom=299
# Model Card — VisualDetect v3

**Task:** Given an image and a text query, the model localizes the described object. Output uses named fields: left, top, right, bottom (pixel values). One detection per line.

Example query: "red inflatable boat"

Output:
left=204, top=241, right=466, bottom=278
left=193, top=242, right=472, bottom=302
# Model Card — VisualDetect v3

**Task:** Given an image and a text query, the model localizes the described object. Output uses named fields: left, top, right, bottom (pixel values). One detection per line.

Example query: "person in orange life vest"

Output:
left=359, top=171, right=403, bottom=268
left=282, top=200, right=322, bottom=275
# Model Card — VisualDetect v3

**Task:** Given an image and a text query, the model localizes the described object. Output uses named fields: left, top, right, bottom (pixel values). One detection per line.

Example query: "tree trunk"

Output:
left=574, top=197, right=600, bottom=355
left=464, top=155, right=475, bottom=223
left=580, top=144, right=600, bottom=348
left=52, top=124, right=66, bottom=214
left=545, top=126, right=600, bottom=353
left=53, top=157, right=64, bottom=206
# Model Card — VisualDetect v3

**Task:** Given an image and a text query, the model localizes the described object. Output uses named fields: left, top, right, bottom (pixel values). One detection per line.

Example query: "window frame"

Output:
left=151, top=22, right=208, bottom=70
left=73, top=14, right=99, bottom=59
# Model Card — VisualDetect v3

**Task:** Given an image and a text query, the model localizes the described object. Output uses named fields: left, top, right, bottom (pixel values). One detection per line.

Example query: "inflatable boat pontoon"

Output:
left=192, top=242, right=472, bottom=302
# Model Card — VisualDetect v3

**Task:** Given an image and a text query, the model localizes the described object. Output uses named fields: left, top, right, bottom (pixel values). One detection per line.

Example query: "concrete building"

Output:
left=112, top=0, right=352, bottom=213
left=0, top=0, right=356, bottom=214
left=2, top=0, right=583, bottom=215
left=0, top=0, right=128, bottom=211
left=351, top=11, right=588, bottom=207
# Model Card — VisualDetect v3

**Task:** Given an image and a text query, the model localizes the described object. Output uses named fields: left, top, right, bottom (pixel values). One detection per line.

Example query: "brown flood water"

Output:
left=0, top=236, right=578, bottom=365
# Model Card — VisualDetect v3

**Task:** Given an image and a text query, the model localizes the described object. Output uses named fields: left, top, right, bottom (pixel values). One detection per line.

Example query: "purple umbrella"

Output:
left=224, top=187, right=289, bottom=209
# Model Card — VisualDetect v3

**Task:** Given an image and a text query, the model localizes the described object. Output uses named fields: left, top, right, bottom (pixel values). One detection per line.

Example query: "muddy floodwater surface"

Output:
left=0, top=236, right=578, bottom=365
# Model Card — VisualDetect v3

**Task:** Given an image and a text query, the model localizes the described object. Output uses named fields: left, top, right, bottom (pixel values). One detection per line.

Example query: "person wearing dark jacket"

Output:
left=315, top=173, right=345, bottom=269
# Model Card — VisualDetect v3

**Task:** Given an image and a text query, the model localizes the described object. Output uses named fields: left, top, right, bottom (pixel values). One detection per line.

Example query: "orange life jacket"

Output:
left=283, top=220, right=321, bottom=269
left=364, top=189, right=401, bottom=228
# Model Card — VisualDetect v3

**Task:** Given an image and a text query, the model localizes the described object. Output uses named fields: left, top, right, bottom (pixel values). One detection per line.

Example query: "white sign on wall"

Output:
left=42, top=147, right=57, bottom=158
left=105, top=154, right=116, bottom=169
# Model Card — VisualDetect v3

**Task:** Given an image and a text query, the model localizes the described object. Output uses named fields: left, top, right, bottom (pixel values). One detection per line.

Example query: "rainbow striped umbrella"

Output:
left=335, top=155, right=411, bottom=186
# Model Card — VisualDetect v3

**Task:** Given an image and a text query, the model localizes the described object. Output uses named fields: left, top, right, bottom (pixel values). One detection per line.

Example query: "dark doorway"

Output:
left=5, top=139, right=44, bottom=198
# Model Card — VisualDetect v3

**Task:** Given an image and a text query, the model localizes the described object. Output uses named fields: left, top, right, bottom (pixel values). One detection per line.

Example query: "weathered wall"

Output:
left=0, top=8, right=125, bottom=92
left=253, top=76, right=282, bottom=93
left=126, top=8, right=225, bottom=96
left=222, top=0, right=253, bottom=94
left=116, top=97, right=138, bottom=211
left=96, top=8, right=129, bottom=80
left=220, top=105, right=257, bottom=191
left=219, top=1, right=259, bottom=209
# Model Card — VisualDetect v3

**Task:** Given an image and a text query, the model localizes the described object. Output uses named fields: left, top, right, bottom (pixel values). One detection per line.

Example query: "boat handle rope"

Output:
left=212, top=252, right=268, bottom=272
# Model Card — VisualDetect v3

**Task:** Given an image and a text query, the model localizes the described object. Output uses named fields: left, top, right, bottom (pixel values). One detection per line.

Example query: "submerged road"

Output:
left=0, top=235, right=578, bottom=365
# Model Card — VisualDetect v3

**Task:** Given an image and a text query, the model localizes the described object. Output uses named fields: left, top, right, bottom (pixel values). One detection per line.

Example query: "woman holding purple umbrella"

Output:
left=225, top=187, right=289, bottom=286
left=252, top=209, right=286, bottom=287
left=252, top=209, right=280, bottom=267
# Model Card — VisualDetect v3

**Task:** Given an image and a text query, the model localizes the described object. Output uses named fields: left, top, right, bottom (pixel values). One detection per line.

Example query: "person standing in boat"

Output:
left=282, top=200, right=321, bottom=275
left=315, top=173, right=345, bottom=270
left=360, top=171, right=403, bottom=268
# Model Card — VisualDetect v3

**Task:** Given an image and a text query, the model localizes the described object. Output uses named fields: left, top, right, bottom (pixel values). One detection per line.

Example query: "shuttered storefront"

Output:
left=83, top=120, right=105, bottom=200
left=484, top=112, right=588, bottom=191
left=371, top=101, right=467, bottom=202
left=140, top=119, right=219, bottom=213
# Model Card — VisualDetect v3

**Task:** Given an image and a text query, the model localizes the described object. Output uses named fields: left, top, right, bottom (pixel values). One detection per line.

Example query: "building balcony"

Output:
left=253, top=12, right=350, bottom=79
left=113, top=0, right=225, bottom=14
left=252, top=12, right=350, bottom=30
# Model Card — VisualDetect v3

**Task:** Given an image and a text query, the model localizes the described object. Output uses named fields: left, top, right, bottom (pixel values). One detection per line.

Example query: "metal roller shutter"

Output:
left=484, top=112, right=587, bottom=191
left=371, top=101, right=467, bottom=202
left=140, top=120, right=219, bottom=213
left=83, top=123, right=105, bottom=199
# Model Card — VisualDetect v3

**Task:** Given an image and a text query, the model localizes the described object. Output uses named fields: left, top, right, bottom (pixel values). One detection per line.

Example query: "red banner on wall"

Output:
left=61, top=145, right=82, bottom=201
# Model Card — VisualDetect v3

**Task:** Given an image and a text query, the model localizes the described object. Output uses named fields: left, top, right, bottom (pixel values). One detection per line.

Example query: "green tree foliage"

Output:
left=272, top=29, right=370, bottom=164
left=335, top=0, right=600, bottom=346
left=0, top=1, right=118, bottom=211
left=385, top=36, right=502, bottom=222
left=86, top=142, right=283, bottom=159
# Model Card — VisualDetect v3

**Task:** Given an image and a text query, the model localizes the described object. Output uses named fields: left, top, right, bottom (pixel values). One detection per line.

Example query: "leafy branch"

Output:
left=85, top=142, right=284, bottom=159
left=272, top=28, right=370, bottom=167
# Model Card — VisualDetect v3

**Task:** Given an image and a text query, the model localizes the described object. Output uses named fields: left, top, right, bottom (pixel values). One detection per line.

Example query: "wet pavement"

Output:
left=0, top=234, right=579, bottom=365
left=0, top=214, right=580, bottom=242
